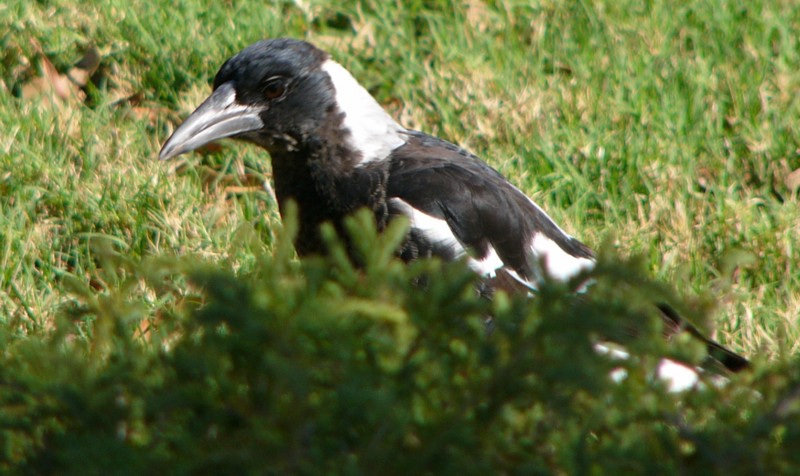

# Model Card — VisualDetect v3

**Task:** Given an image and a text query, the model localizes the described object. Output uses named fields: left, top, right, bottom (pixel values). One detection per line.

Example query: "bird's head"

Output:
left=159, top=38, right=406, bottom=164
left=159, top=38, right=332, bottom=160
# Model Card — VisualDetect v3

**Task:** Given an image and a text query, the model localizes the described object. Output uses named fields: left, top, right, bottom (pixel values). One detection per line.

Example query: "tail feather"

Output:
left=656, top=303, right=749, bottom=373
left=477, top=273, right=750, bottom=374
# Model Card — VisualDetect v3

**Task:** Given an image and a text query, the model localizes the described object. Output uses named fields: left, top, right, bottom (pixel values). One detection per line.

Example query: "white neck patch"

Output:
left=321, top=59, right=407, bottom=164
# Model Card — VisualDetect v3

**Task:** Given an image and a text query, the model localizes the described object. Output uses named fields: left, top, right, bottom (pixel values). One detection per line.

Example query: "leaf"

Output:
left=66, top=45, right=101, bottom=88
left=785, top=168, right=800, bottom=195
left=20, top=39, right=86, bottom=105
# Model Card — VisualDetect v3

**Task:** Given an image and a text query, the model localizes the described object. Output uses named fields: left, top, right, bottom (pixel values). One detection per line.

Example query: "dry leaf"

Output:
left=110, top=91, right=181, bottom=126
left=224, top=185, right=265, bottom=196
left=785, top=168, right=800, bottom=194
left=21, top=55, right=82, bottom=103
left=66, top=45, right=101, bottom=87
left=21, top=38, right=88, bottom=105
left=466, top=0, right=491, bottom=33
left=128, top=105, right=174, bottom=125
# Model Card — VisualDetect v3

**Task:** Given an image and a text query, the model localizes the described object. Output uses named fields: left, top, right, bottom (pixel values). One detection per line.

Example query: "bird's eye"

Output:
left=264, top=77, right=287, bottom=100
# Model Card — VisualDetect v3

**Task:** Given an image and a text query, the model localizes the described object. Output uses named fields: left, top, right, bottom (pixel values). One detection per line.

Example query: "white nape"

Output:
left=321, top=60, right=407, bottom=164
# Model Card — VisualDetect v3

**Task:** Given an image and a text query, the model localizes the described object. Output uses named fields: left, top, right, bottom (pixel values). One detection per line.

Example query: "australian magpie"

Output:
left=159, top=38, right=749, bottom=386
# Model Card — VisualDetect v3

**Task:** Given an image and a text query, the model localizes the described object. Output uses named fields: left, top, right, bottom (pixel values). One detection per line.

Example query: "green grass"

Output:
left=3, top=0, right=797, bottom=354
left=2, top=1, right=800, bottom=471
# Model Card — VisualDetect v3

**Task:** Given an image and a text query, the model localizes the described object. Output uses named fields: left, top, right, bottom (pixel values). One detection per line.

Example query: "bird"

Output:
left=159, top=38, right=749, bottom=387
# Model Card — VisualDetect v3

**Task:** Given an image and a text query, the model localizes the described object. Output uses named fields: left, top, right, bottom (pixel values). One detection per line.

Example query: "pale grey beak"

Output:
left=159, top=82, right=264, bottom=161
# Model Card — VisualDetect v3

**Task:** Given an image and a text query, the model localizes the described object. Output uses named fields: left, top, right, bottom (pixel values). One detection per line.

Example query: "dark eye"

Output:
left=264, top=77, right=287, bottom=100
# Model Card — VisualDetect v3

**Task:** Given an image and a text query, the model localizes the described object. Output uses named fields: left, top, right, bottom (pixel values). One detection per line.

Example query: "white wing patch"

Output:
left=390, top=196, right=594, bottom=286
left=514, top=183, right=582, bottom=241
left=656, top=359, right=702, bottom=392
left=321, top=60, right=407, bottom=164
left=390, top=198, right=465, bottom=256
left=595, top=343, right=704, bottom=392
left=467, top=245, right=505, bottom=276
left=391, top=199, right=527, bottom=280
left=502, top=183, right=595, bottom=283
left=530, top=233, right=595, bottom=282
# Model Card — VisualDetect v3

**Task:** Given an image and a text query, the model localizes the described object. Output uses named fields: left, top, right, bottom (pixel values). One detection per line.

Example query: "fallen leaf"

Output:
left=785, top=168, right=800, bottom=194
left=111, top=92, right=181, bottom=126
left=66, top=44, right=101, bottom=87
left=128, top=105, right=175, bottom=125
left=466, top=0, right=491, bottom=33
left=695, top=165, right=716, bottom=193
left=21, top=56, right=81, bottom=102
left=21, top=38, right=86, bottom=105
left=224, top=186, right=266, bottom=196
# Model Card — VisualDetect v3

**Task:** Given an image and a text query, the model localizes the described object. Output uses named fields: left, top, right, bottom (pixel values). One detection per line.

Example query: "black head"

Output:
left=213, top=38, right=327, bottom=104
left=159, top=38, right=338, bottom=160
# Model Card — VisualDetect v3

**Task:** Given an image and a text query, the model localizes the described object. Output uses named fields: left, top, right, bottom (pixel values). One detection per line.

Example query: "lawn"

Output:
left=2, top=0, right=799, bottom=472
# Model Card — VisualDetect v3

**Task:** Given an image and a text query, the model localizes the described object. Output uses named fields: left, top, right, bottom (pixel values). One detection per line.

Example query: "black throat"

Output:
left=267, top=122, right=392, bottom=256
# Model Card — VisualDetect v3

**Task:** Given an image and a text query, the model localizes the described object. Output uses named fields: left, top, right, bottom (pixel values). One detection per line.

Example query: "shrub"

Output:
left=1, top=210, right=798, bottom=475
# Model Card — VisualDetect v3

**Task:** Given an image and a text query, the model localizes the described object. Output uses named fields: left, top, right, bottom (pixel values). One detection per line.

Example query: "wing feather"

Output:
left=387, top=131, right=594, bottom=285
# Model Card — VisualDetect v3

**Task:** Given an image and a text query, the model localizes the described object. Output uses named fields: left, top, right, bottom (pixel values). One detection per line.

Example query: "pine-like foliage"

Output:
left=1, top=210, right=799, bottom=475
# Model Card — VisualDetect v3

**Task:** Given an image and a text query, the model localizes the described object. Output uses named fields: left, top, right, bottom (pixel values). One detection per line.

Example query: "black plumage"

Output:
left=159, top=38, right=748, bottom=378
left=386, top=131, right=595, bottom=275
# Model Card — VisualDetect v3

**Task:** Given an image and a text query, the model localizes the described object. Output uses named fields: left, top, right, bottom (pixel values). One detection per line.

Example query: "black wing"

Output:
left=386, top=132, right=749, bottom=373
left=386, top=131, right=594, bottom=284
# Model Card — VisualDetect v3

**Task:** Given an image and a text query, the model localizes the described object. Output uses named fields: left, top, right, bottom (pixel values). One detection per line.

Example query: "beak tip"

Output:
left=158, top=145, right=177, bottom=161
left=158, top=136, right=188, bottom=161
left=155, top=83, right=258, bottom=162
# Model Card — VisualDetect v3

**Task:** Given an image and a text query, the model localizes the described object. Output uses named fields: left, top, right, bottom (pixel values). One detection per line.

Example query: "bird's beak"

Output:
left=159, top=82, right=264, bottom=161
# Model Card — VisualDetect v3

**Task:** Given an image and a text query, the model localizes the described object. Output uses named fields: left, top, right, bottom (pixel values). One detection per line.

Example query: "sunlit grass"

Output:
left=1, top=0, right=798, bottom=358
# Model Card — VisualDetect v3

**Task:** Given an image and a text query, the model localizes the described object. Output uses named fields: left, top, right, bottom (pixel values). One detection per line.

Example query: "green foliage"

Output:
left=2, top=0, right=800, bottom=473
left=1, top=212, right=799, bottom=474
